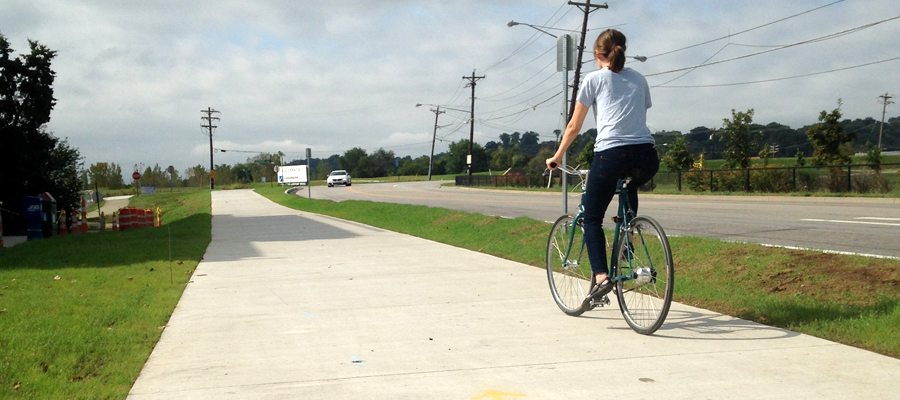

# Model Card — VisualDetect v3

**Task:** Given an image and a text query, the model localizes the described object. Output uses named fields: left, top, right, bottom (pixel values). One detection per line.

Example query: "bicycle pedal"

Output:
left=590, top=294, right=611, bottom=308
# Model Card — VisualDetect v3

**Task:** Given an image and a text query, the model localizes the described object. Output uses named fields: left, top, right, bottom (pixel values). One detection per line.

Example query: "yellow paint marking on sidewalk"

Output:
left=472, top=390, right=526, bottom=399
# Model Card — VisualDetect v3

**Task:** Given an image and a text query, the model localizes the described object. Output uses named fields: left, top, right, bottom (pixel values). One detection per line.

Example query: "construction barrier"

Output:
left=157, top=207, right=161, bottom=227
left=100, top=212, right=106, bottom=231
left=112, top=211, right=118, bottom=231
left=120, top=208, right=132, bottom=231
left=72, top=208, right=79, bottom=235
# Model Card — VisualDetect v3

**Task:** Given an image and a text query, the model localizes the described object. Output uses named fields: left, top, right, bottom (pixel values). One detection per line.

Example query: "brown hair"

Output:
left=594, top=29, right=627, bottom=73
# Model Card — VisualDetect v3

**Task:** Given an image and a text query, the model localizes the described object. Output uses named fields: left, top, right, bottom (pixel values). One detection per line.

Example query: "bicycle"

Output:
left=545, top=164, right=674, bottom=335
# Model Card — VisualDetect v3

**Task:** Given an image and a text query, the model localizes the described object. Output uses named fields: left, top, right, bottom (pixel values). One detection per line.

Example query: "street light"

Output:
left=416, top=103, right=470, bottom=181
left=507, top=21, right=557, bottom=38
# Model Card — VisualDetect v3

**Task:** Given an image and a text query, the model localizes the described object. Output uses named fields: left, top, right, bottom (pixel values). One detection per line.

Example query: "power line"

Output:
left=645, top=15, right=900, bottom=78
left=653, top=55, right=900, bottom=88
left=646, top=0, right=846, bottom=59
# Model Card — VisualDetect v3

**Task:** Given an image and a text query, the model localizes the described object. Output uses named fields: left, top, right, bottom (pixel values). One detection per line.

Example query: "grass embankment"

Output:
left=0, top=189, right=211, bottom=399
left=256, top=185, right=900, bottom=358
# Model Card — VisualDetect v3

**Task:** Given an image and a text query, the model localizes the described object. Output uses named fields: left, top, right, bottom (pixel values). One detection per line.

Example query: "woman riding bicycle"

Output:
left=546, top=29, right=659, bottom=301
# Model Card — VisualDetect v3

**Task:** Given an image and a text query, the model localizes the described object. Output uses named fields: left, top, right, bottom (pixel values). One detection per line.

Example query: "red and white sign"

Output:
left=132, top=172, right=141, bottom=180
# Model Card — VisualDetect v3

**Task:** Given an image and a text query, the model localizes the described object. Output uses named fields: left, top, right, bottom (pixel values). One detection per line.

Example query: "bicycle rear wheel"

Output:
left=615, top=216, right=673, bottom=335
left=546, top=215, right=592, bottom=316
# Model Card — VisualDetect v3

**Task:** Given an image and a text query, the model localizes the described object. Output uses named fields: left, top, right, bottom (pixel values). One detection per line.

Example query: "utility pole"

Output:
left=462, top=70, right=485, bottom=183
left=201, top=107, right=220, bottom=190
left=427, top=106, right=445, bottom=181
left=567, top=1, right=608, bottom=122
left=878, top=93, right=894, bottom=151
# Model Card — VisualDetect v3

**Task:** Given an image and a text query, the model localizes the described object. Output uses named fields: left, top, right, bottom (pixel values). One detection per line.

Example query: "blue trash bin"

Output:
left=23, top=196, right=44, bottom=240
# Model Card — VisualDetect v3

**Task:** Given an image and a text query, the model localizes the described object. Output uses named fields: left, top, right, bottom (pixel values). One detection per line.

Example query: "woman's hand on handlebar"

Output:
left=546, top=155, right=562, bottom=171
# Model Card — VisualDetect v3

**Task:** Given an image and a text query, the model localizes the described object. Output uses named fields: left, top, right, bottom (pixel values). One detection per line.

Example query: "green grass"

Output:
left=256, top=185, right=900, bottom=358
left=0, top=189, right=211, bottom=399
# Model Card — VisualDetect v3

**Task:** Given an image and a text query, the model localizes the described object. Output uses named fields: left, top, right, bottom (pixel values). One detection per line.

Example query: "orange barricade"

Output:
left=120, top=208, right=131, bottom=231
left=156, top=207, right=161, bottom=227
left=145, top=209, right=152, bottom=227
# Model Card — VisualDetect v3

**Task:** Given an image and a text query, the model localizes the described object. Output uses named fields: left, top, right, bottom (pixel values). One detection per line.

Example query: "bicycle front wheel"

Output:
left=546, top=215, right=592, bottom=316
left=615, top=216, right=673, bottom=335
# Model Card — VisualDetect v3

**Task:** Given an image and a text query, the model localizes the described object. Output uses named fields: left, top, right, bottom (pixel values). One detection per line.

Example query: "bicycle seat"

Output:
left=615, top=176, right=634, bottom=194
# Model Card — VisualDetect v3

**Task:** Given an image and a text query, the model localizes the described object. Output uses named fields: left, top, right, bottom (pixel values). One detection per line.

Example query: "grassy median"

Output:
left=257, top=186, right=900, bottom=358
left=0, top=189, right=211, bottom=399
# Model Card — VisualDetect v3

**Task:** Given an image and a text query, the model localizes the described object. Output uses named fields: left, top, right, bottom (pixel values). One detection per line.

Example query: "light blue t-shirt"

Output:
left=576, top=67, right=654, bottom=152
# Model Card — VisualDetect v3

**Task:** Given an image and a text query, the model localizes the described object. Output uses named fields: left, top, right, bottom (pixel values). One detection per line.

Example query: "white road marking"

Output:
left=758, top=243, right=900, bottom=260
left=800, top=218, right=900, bottom=227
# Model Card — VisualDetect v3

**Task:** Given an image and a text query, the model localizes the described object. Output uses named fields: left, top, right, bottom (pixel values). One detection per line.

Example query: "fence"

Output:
left=667, top=163, right=899, bottom=193
left=456, top=163, right=899, bottom=194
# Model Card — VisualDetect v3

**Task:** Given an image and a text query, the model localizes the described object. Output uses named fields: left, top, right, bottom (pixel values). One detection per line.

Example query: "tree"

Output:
left=445, top=139, right=488, bottom=174
left=339, top=147, right=368, bottom=177
left=366, top=148, right=396, bottom=178
left=720, top=109, right=759, bottom=169
left=795, top=150, right=806, bottom=167
left=865, top=141, right=881, bottom=171
left=87, top=162, right=125, bottom=189
left=662, top=136, right=694, bottom=171
left=806, top=100, right=856, bottom=166
left=0, top=35, right=82, bottom=233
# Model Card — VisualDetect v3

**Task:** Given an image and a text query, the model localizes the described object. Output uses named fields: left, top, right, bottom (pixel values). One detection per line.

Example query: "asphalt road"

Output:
left=298, top=180, right=900, bottom=258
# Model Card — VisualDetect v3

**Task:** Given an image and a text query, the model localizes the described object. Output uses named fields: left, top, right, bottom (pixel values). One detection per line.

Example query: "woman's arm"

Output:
left=546, top=101, right=590, bottom=170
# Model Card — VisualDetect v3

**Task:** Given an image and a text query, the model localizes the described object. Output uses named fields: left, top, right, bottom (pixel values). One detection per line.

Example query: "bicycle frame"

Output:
left=556, top=166, right=642, bottom=285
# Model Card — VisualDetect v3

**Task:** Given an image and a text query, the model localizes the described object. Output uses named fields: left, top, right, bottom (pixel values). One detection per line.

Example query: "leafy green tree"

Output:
left=339, top=147, right=368, bottom=177
left=399, top=156, right=429, bottom=176
left=366, top=148, right=396, bottom=178
left=720, top=109, right=759, bottom=169
left=87, top=162, right=125, bottom=189
left=526, top=149, right=555, bottom=174
left=806, top=100, right=856, bottom=166
left=445, top=139, right=488, bottom=174
left=662, top=136, right=694, bottom=171
left=314, top=161, right=332, bottom=180
left=490, top=144, right=527, bottom=171
left=865, top=141, right=881, bottom=171
left=759, top=143, right=773, bottom=166
left=519, top=131, right=541, bottom=158
left=0, top=35, right=83, bottom=232
left=184, top=165, right=208, bottom=187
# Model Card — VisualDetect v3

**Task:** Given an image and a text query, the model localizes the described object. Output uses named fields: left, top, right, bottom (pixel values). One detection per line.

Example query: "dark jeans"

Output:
left=582, top=144, right=660, bottom=276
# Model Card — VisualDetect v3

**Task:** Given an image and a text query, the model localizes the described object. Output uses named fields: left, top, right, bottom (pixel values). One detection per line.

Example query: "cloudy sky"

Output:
left=2, top=0, right=898, bottom=174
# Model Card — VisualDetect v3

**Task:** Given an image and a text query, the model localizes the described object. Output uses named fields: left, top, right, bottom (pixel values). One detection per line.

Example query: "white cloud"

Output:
left=1, top=0, right=898, bottom=175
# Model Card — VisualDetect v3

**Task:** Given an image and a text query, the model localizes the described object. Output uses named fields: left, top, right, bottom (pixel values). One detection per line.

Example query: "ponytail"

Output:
left=594, top=29, right=627, bottom=73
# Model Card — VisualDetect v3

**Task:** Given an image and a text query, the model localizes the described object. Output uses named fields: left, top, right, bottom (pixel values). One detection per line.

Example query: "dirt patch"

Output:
left=431, top=214, right=464, bottom=226
left=759, top=251, right=900, bottom=304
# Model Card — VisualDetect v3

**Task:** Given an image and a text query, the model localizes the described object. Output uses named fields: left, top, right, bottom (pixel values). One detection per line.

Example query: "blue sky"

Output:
left=1, top=0, right=898, bottom=174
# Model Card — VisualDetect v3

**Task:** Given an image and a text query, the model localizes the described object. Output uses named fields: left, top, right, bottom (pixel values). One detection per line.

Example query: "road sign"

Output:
left=210, top=171, right=217, bottom=180
left=132, top=172, right=141, bottom=180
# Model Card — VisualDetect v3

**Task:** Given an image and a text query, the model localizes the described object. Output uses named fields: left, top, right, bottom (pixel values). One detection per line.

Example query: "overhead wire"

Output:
left=654, top=55, right=900, bottom=88
left=645, top=15, right=900, bottom=78
left=646, top=0, right=846, bottom=59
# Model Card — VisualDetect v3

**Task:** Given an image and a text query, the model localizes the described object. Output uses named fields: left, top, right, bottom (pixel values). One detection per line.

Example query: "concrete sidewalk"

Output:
left=128, top=190, right=900, bottom=399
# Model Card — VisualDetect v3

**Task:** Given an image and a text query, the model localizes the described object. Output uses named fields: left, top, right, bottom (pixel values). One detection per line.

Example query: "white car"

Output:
left=326, top=170, right=351, bottom=187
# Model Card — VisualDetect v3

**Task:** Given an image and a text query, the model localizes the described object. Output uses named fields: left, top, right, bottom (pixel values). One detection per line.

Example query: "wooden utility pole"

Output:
left=201, top=108, right=220, bottom=190
left=878, top=93, right=894, bottom=151
left=462, top=70, right=485, bottom=182
left=567, top=1, right=608, bottom=123
left=427, top=106, right=445, bottom=181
